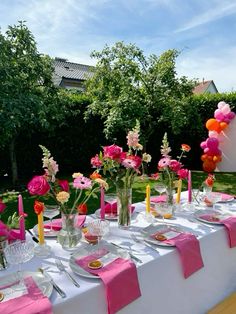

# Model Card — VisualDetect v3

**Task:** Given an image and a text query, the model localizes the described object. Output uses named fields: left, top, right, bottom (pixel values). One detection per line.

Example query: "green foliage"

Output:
left=0, top=21, right=55, bottom=147
left=85, top=42, right=195, bottom=144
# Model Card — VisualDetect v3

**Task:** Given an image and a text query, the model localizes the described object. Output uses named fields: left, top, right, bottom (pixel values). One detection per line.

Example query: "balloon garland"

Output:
left=200, top=101, right=235, bottom=172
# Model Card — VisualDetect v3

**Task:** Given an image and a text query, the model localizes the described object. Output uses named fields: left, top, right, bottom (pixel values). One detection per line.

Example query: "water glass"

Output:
left=4, top=240, right=35, bottom=289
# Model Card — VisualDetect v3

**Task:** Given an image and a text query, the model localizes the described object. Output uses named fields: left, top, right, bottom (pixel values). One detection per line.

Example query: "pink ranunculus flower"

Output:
left=177, top=168, right=188, bottom=179
left=73, top=176, right=92, bottom=190
left=91, top=154, right=103, bottom=168
left=158, top=157, right=171, bottom=169
left=58, top=179, right=69, bottom=192
left=0, top=199, right=6, bottom=213
left=103, top=144, right=123, bottom=160
left=27, top=175, right=50, bottom=195
left=169, top=160, right=182, bottom=172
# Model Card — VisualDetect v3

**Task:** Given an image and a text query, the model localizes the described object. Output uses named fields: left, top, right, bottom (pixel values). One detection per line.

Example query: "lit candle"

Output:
left=100, top=186, right=105, bottom=220
left=18, top=194, right=25, bottom=240
left=176, top=179, right=182, bottom=204
left=188, top=170, right=192, bottom=203
left=38, top=212, right=45, bottom=245
left=146, top=184, right=151, bottom=213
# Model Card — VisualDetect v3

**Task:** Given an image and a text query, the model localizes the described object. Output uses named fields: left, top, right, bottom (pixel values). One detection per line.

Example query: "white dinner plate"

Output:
left=33, top=219, right=59, bottom=237
left=0, top=271, right=53, bottom=298
left=69, top=242, right=130, bottom=279
left=194, top=209, right=232, bottom=225
left=141, top=224, right=195, bottom=247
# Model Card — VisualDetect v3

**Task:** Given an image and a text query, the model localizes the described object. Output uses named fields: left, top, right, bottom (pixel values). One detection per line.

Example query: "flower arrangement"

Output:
left=90, top=121, right=151, bottom=190
left=151, top=133, right=190, bottom=203
left=90, top=121, right=151, bottom=227
left=27, top=145, right=106, bottom=215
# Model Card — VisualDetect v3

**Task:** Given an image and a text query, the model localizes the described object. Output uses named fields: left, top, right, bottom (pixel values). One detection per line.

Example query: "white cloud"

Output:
left=177, top=46, right=236, bottom=92
left=176, top=1, right=236, bottom=33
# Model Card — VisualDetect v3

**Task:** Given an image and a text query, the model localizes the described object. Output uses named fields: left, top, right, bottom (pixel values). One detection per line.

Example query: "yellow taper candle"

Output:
left=38, top=211, right=45, bottom=245
left=176, top=179, right=182, bottom=204
left=146, top=184, right=151, bottom=213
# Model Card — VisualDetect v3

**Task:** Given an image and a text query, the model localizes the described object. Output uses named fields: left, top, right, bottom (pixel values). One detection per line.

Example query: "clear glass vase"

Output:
left=166, top=186, right=175, bottom=215
left=116, top=186, right=132, bottom=229
left=57, top=212, right=82, bottom=250
left=0, top=237, right=8, bottom=270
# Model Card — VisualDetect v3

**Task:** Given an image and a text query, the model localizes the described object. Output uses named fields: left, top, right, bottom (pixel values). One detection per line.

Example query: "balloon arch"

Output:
left=200, top=101, right=235, bottom=172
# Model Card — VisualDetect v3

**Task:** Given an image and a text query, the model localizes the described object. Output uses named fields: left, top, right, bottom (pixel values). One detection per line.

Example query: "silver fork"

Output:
left=55, top=259, right=80, bottom=288
left=131, top=233, right=159, bottom=253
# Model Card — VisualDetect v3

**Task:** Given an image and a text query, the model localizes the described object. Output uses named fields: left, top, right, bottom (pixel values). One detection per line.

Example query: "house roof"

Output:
left=53, top=58, right=94, bottom=83
left=192, top=80, right=218, bottom=94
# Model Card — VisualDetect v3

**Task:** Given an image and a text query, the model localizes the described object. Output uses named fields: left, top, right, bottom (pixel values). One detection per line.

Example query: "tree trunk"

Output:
left=9, top=138, right=18, bottom=186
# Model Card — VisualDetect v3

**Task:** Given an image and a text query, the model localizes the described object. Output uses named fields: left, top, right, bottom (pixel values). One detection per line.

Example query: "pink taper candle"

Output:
left=188, top=170, right=192, bottom=203
left=100, top=187, right=105, bottom=220
left=18, top=194, right=25, bottom=240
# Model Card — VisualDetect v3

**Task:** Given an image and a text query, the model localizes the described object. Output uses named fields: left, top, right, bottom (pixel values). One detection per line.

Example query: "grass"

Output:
left=1, top=171, right=236, bottom=229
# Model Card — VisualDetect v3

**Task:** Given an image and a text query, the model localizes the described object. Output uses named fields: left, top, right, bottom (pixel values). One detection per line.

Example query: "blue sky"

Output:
left=1, top=0, right=236, bottom=92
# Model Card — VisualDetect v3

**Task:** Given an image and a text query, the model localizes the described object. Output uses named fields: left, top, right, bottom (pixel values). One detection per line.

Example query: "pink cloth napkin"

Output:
left=200, top=214, right=236, bottom=248
left=150, top=195, right=167, bottom=203
left=44, top=215, right=86, bottom=231
left=104, top=203, right=135, bottom=215
left=151, top=230, right=204, bottom=278
left=0, top=276, right=52, bottom=314
left=213, top=192, right=234, bottom=201
left=76, top=248, right=141, bottom=314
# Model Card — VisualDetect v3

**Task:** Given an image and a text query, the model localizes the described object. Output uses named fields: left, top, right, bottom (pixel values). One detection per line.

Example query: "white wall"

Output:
left=216, top=117, right=236, bottom=172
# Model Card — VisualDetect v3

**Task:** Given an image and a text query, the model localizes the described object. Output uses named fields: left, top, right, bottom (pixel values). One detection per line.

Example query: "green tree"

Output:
left=0, top=21, right=55, bottom=185
left=85, top=42, right=195, bottom=145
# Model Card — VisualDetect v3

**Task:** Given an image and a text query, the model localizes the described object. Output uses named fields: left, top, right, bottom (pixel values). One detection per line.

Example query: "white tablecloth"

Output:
left=2, top=194, right=236, bottom=314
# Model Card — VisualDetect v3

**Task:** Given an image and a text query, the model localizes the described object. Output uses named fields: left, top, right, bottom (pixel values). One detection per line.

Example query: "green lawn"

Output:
left=1, top=171, right=235, bottom=229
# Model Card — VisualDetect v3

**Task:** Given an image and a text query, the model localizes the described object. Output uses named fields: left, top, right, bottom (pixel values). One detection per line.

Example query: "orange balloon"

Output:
left=206, top=118, right=221, bottom=132
left=206, top=155, right=213, bottom=161
left=213, top=155, right=222, bottom=163
left=201, top=154, right=207, bottom=161
left=220, top=122, right=228, bottom=130
left=202, top=160, right=216, bottom=172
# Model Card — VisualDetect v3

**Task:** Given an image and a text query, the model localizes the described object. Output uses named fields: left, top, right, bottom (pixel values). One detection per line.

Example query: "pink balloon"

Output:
left=226, top=111, right=236, bottom=120
left=206, top=137, right=219, bottom=149
left=221, top=103, right=231, bottom=115
left=200, top=141, right=207, bottom=149
left=209, top=131, right=219, bottom=138
left=218, top=101, right=226, bottom=109
left=214, top=109, right=225, bottom=121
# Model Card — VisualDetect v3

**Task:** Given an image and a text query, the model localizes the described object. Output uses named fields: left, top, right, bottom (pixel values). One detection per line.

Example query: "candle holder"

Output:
left=34, top=242, right=51, bottom=258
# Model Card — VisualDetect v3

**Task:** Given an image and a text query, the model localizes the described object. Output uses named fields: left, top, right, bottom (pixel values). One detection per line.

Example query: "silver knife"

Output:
left=55, top=259, right=80, bottom=288
left=38, top=268, right=67, bottom=298
left=110, top=242, right=142, bottom=263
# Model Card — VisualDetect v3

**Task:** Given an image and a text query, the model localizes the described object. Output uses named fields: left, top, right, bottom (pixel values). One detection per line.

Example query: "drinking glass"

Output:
left=155, top=203, right=172, bottom=225
left=43, top=204, right=60, bottom=234
left=154, top=184, right=166, bottom=195
left=104, top=193, right=117, bottom=217
left=4, top=240, right=35, bottom=290
left=87, top=219, right=110, bottom=246
left=207, top=193, right=222, bottom=211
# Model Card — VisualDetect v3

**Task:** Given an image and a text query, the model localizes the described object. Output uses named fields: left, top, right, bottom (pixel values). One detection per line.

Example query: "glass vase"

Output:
left=166, top=186, right=175, bottom=215
left=116, top=186, right=132, bottom=229
left=57, top=212, right=82, bottom=250
left=0, top=237, right=8, bottom=270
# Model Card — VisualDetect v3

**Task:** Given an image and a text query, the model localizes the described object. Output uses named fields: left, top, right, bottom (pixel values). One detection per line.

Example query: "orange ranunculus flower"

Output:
left=34, top=200, right=45, bottom=215
left=205, top=174, right=215, bottom=187
left=90, top=171, right=102, bottom=180
left=181, top=144, right=191, bottom=152
left=77, top=203, right=88, bottom=215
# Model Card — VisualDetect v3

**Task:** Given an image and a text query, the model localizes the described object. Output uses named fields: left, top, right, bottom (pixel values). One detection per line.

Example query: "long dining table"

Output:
left=1, top=192, right=236, bottom=314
